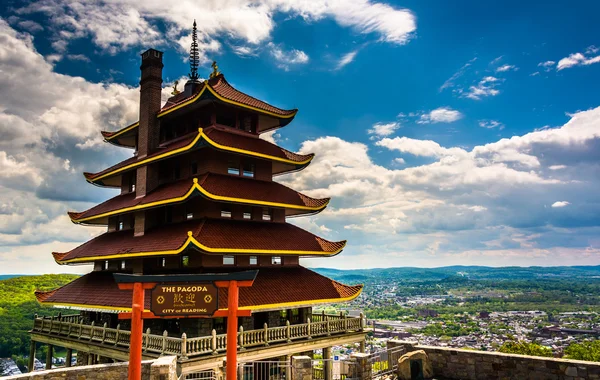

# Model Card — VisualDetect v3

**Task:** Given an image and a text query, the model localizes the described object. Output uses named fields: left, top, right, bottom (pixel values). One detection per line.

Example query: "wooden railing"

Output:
left=32, top=313, right=365, bottom=358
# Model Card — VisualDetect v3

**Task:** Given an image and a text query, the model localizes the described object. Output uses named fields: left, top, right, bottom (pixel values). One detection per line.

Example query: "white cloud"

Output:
left=231, top=45, right=258, bottom=57
left=336, top=50, right=358, bottom=70
left=393, top=157, right=405, bottom=165
left=286, top=105, right=600, bottom=267
left=548, top=165, right=566, bottom=170
left=267, top=42, right=309, bottom=70
left=367, top=122, right=400, bottom=138
left=556, top=46, right=600, bottom=71
left=538, top=60, right=555, bottom=72
left=496, top=64, right=517, bottom=72
left=464, top=76, right=501, bottom=100
left=551, top=201, right=570, bottom=208
left=14, top=0, right=416, bottom=57
left=440, top=57, right=477, bottom=92
left=478, top=120, right=504, bottom=130
left=418, top=107, right=463, bottom=124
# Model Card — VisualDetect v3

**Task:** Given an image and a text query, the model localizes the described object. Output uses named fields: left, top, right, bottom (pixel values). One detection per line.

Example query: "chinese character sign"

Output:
left=150, top=283, right=219, bottom=316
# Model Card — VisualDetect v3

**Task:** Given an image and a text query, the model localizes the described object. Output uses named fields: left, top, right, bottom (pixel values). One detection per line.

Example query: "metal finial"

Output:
left=171, top=80, right=180, bottom=95
left=188, top=20, right=200, bottom=82
left=209, top=60, right=221, bottom=79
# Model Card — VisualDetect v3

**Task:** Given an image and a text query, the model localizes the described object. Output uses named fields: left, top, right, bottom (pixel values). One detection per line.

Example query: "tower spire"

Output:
left=188, top=20, right=200, bottom=82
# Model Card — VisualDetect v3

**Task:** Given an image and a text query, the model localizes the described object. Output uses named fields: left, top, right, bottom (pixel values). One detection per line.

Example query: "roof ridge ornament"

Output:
left=171, top=80, right=181, bottom=95
left=188, top=20, right=200, bottom=82
left=209, top=60, right=221, bottom=79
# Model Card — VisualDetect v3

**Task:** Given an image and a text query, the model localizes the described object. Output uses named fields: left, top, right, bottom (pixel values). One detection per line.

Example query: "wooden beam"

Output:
left=117, top=309, right=251, bottom=320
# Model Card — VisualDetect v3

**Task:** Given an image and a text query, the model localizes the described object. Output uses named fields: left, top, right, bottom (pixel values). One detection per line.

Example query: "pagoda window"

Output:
left=249, top=256, right=258, bottom=265
left=221, top=209, right=232, bottom=218
left=271, top=256, right=282, bottom=265
left=262, top=208, right=272, bottom=221
left=186, top=212, right=193, bottom=220
left=190, top=161, right=198, bottom=175
left=223, top=255, right=235, bottom=265
left=227, top=160, right=240, bottom=175
left=243, top=208, right=252, bottom=220
left=242, top=115, right=253, bottom=133
left=120, top=260, right=126, bottom=270
left=181, top=255, right=190, bottom=267
left=129, top=175, right=136, bottom=193
left=160, top=257, right=166, bottom=268
left=104, top=260, right=109, bottom=270
left=117, top=220, right=124, bottom=231
left=242, top=162, right=255, bottom=178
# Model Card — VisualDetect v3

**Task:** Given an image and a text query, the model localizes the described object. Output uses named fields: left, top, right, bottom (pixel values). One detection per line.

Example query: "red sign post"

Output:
left=114, top=272, right=258, bottom=380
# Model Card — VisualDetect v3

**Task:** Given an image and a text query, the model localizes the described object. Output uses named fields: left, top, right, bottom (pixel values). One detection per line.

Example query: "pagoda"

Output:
left=32, top=22, right=364, bottom=373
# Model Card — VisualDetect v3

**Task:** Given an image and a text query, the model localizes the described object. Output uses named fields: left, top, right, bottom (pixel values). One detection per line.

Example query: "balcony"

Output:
left=30, top=312, right=366, bottom=371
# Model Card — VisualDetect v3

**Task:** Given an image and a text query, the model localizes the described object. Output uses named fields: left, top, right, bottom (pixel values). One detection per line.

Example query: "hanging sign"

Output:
left=150, top=282, right=219, bottom=316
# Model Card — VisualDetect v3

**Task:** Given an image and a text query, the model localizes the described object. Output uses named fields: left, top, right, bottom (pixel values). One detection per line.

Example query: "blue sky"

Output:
left=0, top=0, right=599, bottom=273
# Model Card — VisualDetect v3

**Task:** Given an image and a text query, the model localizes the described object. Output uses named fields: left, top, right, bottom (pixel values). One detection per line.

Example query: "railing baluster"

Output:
left=264, top=323, right=269, bottom=346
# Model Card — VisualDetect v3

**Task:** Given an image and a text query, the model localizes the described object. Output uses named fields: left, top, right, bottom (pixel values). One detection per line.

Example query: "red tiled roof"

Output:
left=35, top=267, right=363, bottom=311
left=85, top=127, right=313, bottom=184
left=54, top=218, right=346, bottom=263
left=70, top=175, right=328, bottom=223
left=84, top=133, right=198, bottom=181
left=160, top=75, right=297, bottom=117
left=204, top=126, right=313, bottom=163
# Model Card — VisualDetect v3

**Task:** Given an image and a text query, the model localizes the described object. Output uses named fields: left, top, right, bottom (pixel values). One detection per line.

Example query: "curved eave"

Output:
left=35, top=286, right=363, bottom=312
left=85, top=128, right=314, bottom=187
left=54, top=232, right=346, bottom=265
left=237, top=285, right=363, bottom=311
left=69, top=178, right=330, bottom=225
left=159, top=81, right=298, bottom=121
left=101, top=122, right=139, bottom=148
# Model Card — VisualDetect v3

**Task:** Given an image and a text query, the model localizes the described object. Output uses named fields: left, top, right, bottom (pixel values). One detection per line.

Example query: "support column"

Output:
left=291, top=356, right=312, bottom=380
left=28, top=341, right=36, bottom=372
left=87, top=352, right=93, bottom=365
left=66, top=348, right=73, bottom=367
left=323, top=347, right=332, bottom=380
left=226, top=280, right=239, bottom=380
left=359, top=339, right=366, bottom=353
left=129, top=282, right=145, bottom=380
left=45, top=344, right=53, bottom=370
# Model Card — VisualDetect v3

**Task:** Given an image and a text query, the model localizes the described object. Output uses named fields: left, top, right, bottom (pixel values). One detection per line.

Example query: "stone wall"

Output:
left=390, top=340, right=600, bottom=380
left=4, top=356, right=177, bottom=380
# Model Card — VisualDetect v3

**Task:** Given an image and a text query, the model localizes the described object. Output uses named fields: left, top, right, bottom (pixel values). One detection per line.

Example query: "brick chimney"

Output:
left=135, top=49, right=163, bottom=235
left=137, top=48, right=163, bottom=158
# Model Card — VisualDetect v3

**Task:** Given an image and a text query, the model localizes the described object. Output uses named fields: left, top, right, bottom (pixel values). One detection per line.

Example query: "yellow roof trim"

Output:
left=88, top=128, right=313, bottom=185
left=39, top=288, right=362, bottom=312
left=231, top=287, right=364, bottom=311
left=71, top=178, right=328, bottom=224
left=157, top=82, right=297, bottom=119
left=104, top=122, right=139, bottom=141
left=55, top=232, right=345, bottom=264
left=38, top=301, right=150, bottom=313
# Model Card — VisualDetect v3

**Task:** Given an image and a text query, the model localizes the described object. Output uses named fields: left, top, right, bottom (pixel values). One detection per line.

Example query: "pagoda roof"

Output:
left=34, top=267, right=363, bottom=313
left=102, top=74, right=297, bottom=147
left=53, top=218, right=346, bottom=264
left=86, top=127, right=314, bottom=187
left=69, top=175, right=329, bottom=224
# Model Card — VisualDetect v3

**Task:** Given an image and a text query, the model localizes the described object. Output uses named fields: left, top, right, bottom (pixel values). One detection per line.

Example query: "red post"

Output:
left=129, top=282, right=145, bottom=380
left=226, top=280, right=239, bottom=380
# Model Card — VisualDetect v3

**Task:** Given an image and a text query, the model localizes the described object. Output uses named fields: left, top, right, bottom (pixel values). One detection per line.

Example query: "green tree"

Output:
left=564, top=341, right=600, bottom=362
left=498, top=341, right=553, bottom=357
